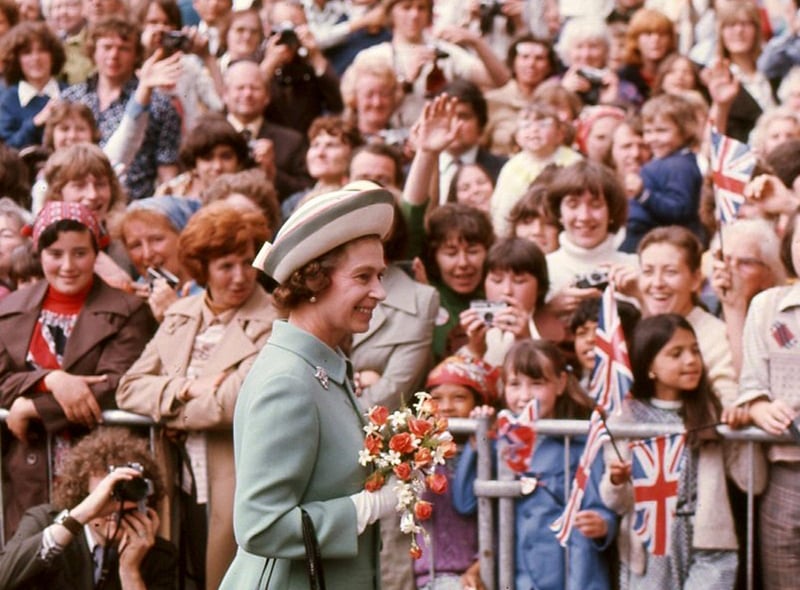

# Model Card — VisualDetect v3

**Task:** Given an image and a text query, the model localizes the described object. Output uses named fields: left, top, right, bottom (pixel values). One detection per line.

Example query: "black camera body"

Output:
left=109, top=462, right=154, bottom=512
left=574, top=270, right=610, bottom=291
left=272, top=22, right=300, bottom=51
left=160, top=31, right=191, bottom=56
left=146, top=266, right=180, bottom=289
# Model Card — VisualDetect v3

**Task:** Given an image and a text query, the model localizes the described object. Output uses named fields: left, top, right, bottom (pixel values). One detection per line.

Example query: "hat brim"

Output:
left=253, top=184, right=395, bottom=284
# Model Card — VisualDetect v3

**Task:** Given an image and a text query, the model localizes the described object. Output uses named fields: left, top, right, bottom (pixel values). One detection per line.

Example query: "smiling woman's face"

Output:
left=435, top=234, right=487, bottom=295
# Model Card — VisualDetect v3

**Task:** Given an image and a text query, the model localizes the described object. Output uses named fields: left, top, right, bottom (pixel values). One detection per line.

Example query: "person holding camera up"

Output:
left=0, top=427, right=177, bottom=590
left=259, top=0, right=344, bottom=136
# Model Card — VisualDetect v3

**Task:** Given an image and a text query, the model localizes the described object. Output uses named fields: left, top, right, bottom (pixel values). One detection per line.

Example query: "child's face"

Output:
left=662, top=58, right=696, bottom=94
left=515, top=116, right=562, bottom=158
left=643, top=115, right=684, bottom=159
left=762, top=117, right=800, bottom=156
left=503, top=368, right=565, bottom=418
left=455, top=164, right=493, bottom=212
left=574, top=320, right=598, bottom=372
left=514, top=216, right=560, bottom=254
left=61, top=173, right=113, bottom=218
left=484, top=268, right=539, bottom=313
left=52, top=116, right=94, bottom=150
left=649, top=327, right=702, bottom=401
left=429, top=383, right=477, bottom=419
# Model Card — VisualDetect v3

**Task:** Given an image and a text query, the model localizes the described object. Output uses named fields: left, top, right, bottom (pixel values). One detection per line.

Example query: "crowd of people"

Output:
left=0, top=0, right=798, bottom=587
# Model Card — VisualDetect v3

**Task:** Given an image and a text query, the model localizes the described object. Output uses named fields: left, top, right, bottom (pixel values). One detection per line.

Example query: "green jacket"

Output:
left=220, top=320, right=379, bottom=590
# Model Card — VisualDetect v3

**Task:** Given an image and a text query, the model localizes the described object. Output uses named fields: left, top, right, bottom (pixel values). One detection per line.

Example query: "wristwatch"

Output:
left=54, top=509, right=83, bottom=536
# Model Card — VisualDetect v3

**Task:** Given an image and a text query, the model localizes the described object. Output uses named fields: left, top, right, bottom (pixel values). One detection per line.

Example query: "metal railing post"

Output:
left=475, top=415, right=496, bottom=590
left=497, top=458, right=515, bottom=590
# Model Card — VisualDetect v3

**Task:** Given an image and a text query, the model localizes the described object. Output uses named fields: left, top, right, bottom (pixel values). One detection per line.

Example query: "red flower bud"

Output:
left=414, top=500, right=433, bottom=521
left=393, top=462, right=412, bottom=481
left=364, top=433, right=383, bottom=455
left=409, top=544, right=422, bottom=560
left=368, top=405, right=389, bottom=426
left=427, top=472, right=448, bottom=495
left=365, top=471, right=385, bottom=492
left=441, top=440, right=457, bottom=459
left=389, top=432, right=415, bottom=454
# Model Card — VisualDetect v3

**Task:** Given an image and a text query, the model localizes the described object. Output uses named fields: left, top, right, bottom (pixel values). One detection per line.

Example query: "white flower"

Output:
left=399, top=511, right=420, bottom=534
left=386, top=450, right=402, bottom=466
left=358, top=449, right=374, bottom=466
left=411, top=478, right=426, bottom=495
left=413, top=392, right=432, bottom=413
left=375, top=456, right=389, bottom=470
left=396, top=483, right=416, bottom=507
left=389, top=409, right=410, bottom=430
left=363, top=423, right=381, bottom=436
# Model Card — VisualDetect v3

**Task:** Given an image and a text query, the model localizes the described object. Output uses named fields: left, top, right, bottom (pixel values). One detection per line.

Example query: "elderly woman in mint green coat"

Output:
left=220, top=182, right=400, bottom=590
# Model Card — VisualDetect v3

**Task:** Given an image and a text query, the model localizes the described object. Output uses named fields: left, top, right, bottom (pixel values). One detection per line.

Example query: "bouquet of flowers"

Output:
left=358, top=391, right=456, bottom=559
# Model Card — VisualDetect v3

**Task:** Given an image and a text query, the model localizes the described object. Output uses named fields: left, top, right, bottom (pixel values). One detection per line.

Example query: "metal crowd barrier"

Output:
left=0, top=408, right=157, bottom=549
left=0, top=412, right=788, bottom=590
left=447, top=417, right=791, bottom=590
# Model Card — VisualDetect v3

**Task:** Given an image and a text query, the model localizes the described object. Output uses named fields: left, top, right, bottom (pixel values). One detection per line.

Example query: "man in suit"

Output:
left=0, top=428, right=177, bottom=590
left=223, top=60, right=312, bottom=201
left=437, top=80, right=508, bottom=204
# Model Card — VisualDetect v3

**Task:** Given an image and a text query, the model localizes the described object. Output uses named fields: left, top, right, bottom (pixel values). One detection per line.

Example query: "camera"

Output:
left=146, top=266, right=180, bottom=289
left=272, top=22, right=300, bottom=51
left=470, top=300, right=508, bottom=325
left=110, top=462, right=154, bottom=513
left=573, top=270, right=609, bottom=291
left=478, top=0, right=504, bottom=33
left=377, top=128, right=410, bottom=147
left=577, top=66, right=608, bottom=85
left=160, top=31, right=191, bottom=56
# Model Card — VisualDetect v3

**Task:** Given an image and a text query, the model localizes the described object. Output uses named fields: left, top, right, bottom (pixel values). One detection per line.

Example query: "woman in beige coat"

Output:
left=116, top=202, right=277, bottom=590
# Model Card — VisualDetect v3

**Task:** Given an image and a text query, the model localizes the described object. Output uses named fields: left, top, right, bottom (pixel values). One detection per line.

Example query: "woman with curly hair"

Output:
left=0, top=21, right=65, bottom=148
left=117, top=201, right=277, bottom=590
left=0, top=427, right=177, bottom=590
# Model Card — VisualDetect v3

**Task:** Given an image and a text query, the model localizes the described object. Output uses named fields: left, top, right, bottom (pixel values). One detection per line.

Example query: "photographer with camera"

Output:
left=0, top=427, right=176, bottom=590
left=258, top=0, right=344, bottom=136
left=552, top=17, right=639, bottom=107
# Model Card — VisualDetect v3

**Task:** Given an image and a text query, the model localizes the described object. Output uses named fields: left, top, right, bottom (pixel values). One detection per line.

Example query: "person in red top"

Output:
left=0, top=202, right=156, bottom=538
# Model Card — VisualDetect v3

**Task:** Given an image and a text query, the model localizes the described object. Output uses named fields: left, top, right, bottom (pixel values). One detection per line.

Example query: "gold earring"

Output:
left=648, top=371, right=656, bottom=380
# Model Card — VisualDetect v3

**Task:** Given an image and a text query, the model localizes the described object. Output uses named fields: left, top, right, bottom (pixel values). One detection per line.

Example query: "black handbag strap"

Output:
left=301, top=509, right=327, bottom=590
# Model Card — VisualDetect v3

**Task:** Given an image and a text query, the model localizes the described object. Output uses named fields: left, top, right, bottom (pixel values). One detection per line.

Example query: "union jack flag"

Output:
left=550, top=410, right=610, bottom=546
left=587, top=285, right=633, bottom=415
left=496, top=400, right=538, bottom=474
left=630, top=433, right=686, bottom=556
left=710, top=129, right=756, bottom=225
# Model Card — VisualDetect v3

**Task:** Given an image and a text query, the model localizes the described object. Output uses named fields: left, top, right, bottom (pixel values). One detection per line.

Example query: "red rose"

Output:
left=364, top=433, right=383, bottom=455
left=413, top=447, right=432, bottom=468
left=427, top=472, right=448, bottom=495
left=408, top=417, right=433, bottom=438
left=365, top=471, right=385, bottom=492
left=393, top=462, right=412, bottom=481
left=409, top=544, right=422, bottom=560
left=441, top=440, right=457, bottom=459
left=389, top=433, right=415, bottom=454
left=414, top=500, right=433, bottom=521
left=368, top=406, right=389, bottom=426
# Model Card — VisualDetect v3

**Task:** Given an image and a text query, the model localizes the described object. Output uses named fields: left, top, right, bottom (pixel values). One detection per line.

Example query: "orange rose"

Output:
left=368, top=406, right=389, bottom=426
left=409, top=544, right=422, bottom=560
left=414, top=500, right=433, bottom=521
left=413, top=447, right=432, bottom=468
left=365, top=471, right=385, bottom=492
left=393, top=462, right=412, bottom=481
left=421, top=399, right=439, bottom=415
left=441, top=440, right=457, bottom=459
left=427, top=472, right=448, bottom=495
left=408, top=417, right=433, bottom=438
left=364, top=433, right=383, bottom=455
left=389, top=433, right=415, bottom=454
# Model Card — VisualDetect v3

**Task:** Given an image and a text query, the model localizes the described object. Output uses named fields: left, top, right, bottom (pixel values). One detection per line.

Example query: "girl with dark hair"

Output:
left=0, top=21, right=65, bottom=148
left=454, top=339, right=616, bottom=590
left=601, top=314, right=744, bottom=590
left=0, top=202, right=156, bottom=539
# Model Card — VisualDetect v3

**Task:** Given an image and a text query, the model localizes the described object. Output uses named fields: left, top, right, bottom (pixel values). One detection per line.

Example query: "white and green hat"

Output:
left=253, top=181, right=395, bottom=284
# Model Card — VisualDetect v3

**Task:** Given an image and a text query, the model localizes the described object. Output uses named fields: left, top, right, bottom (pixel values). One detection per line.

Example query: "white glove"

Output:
left=350, top=477, right=397, bottom=534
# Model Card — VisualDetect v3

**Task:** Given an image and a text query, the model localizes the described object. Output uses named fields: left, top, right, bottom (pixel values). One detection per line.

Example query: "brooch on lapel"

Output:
left=314, top=366, right=329, bottom=390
